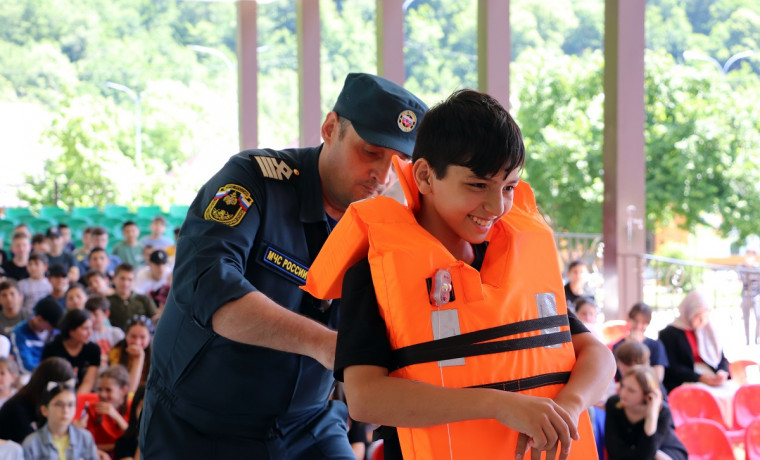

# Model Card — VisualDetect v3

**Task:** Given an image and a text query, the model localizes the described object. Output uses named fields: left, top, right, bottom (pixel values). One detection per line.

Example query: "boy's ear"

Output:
left=412, top=159, right=434, bottom=195
left=40, top=404, right=49, bottom=418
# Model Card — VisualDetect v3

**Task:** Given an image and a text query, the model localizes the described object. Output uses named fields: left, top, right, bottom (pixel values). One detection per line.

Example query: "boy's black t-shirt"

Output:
left=334, top=243, right=589, bottom=460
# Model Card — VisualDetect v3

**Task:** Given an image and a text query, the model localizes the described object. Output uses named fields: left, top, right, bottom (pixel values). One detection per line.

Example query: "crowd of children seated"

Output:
left=0, top=217, right=751, bottom=459
left=0, top=218, right=171, bottom=459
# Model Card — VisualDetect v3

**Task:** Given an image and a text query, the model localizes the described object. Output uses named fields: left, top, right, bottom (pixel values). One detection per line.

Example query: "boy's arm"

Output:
left=343, top=364, right=579, bottom=454
left=553, top=332, right=616, bottom=421
left=514, top=332, right=615, bottom=459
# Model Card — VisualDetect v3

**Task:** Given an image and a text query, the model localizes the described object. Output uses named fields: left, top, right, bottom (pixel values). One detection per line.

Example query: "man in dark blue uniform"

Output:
left=139, top=73, right=427, bottom=459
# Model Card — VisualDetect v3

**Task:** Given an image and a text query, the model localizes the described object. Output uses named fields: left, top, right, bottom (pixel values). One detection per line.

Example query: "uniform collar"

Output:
left=297, top=145, right=328, bottom=224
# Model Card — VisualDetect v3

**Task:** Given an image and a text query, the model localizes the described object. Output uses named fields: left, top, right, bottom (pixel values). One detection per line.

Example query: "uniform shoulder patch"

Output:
left=203, top=184, right=253, bottom=226
left=252, top=155, right=299, bottom=181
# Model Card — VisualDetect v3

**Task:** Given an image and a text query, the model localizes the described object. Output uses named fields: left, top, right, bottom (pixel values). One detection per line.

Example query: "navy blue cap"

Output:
left=333, top=73, right=428, bottom=157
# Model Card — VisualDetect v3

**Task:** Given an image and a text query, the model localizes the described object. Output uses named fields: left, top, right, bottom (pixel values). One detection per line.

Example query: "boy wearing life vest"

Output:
left=303, top=89, right=615, bottom=460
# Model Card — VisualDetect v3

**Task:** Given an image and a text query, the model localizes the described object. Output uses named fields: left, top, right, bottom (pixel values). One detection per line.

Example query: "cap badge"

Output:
left=397, top=110, right=417, bottom=133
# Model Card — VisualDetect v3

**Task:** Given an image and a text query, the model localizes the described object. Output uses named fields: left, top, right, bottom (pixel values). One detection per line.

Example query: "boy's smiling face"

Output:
left=416, top=160, right=521, bottom=251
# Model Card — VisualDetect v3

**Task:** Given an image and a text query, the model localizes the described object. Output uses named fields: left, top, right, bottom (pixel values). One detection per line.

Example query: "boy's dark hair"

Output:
left=115, top=263, right=134, bottom=276
left=11, top=231, right=29, bottom=242
left=614, top=340, right=651, bottom=366
left=31, top=233, right=46, bottom=245
left=82, top=226, right=93, bottom=236
left=85, top=294, right=110, bottom=313
left=83, top=269, right=106, bottom=283
left=0, top=279, right=19, bottom=293
left=57, top=223, right=69, bottom=231
left=88, top=247, right=107, bottom=259
left=152, top=215, right=166, bottom=224
left=573, top=296, right=597, bottom=313
left=412, top=89, right=525, bottom=179
left=66, top=282, right=86, bottom=294
left=628, top=301, right=653, bottom=322
left=567, top=259, right=586, bottom=272
left=122, top=220, right=137, bottom=229
left=90, top=226, right=107, bottom=237
left=58, top=309, right=91, bottom=339
left=28, top=251, right=49, bottom=265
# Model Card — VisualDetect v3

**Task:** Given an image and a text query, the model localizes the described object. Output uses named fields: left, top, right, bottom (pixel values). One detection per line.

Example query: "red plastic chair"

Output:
left=729, top=359, right=759, bottom=386
left=747, top=419, right=760, bottom=460
left=674, top=419, right=736, bottom=460
left=600, top=320, right=628, bottom=347
left=733, top=384, right=760, bottom=429
left=370, top=440, right=384, bottom=460
left=668, top=385, right=744, bottom=442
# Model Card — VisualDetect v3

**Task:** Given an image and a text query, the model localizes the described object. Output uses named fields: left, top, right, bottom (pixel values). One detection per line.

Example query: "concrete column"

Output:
left=602, top=0, right=646, bottom=319
left=377, top=0, right=405, bottom=84
left=237, top=0, right=258, bottom=149
left=477, top=0, right=510, bottom=109
left=297, top=0, right=321, bottom=147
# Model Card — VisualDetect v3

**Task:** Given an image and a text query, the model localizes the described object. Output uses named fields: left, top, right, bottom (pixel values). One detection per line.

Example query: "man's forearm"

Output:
left=211, top=291, right=337, bottom=369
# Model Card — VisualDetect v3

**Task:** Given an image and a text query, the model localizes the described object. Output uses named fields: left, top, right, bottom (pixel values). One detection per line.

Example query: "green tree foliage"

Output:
left=2, top=0, right=759, bottom=244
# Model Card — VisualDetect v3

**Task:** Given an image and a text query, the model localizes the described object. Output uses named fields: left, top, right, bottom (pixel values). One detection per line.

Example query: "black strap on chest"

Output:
left=469, top=371, right=572, bottom=392
left=390, top=314, right=571, bottom=372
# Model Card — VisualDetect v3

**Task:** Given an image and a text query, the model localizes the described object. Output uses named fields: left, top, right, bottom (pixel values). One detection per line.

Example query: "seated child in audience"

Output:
left=10, top=298, right=64, bottom=378
left=83, top=270, right=115, bottom=297
left=41, top=264, right=70, bottom=310
left=74, top=227, right=94, bottom=266
left=113, top=384, right=145, bottom=460
left=86, top=295, right=125, bottom=367
left=83, top=248, right=116, bottom=282
left=111, top=221, right=143, bottom=268
left=574, top=296, right=602, bottom=340
left=21, top=379, right=99, bottom=460
left=0, top=280, right=28, bottom=337
left=0, top=357, right=75, bottom=443
left=0, top=357, right=20, bottom=408
left=613, top=302, right=669, bottom=382
left=30, top=233, right=49, bottom=255
left=2, top=232, right=31, bottom=281
left=108, top=315, right=153, bottom=394
left=18, top=252, right=52, bottom=315
left=138, top=216, right=173, bottom=250
left=65, top=283, right=88, bottom=311
left=83, top=365, right=131, bottom=454
left=605, top=365, right=686, bottom=460
left=58, top=223, right=76, bottom=254
left=41, top=309, right=100, bottom=394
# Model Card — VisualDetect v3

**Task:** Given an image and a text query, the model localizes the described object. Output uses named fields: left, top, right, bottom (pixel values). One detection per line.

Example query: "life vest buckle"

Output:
left=429, top=269, right=453, bottom=307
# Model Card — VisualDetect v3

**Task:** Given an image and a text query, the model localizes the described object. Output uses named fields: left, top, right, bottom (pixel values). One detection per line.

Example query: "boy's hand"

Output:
left=496, top=393, right=578, bottom=460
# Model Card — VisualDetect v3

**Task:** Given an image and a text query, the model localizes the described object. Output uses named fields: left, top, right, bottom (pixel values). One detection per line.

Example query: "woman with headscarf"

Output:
left=658, top=291, right=730, bottom=394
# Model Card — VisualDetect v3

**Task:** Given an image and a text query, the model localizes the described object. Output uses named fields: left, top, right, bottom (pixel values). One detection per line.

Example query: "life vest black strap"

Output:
left=390, top=315, right=571, bottom=371
left=469, top=371, right=572, bottom=392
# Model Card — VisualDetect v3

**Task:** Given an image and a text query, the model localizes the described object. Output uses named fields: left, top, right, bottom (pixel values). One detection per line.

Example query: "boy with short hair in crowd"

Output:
left=86, top=295, right=125, bottom=368
left=304, top=89, right=615, bottom=460
left=107, top=264, right=158, bottom=331
left=83, top=269, right=115, bottom=297
left=134, top=249, right=170, bottom=297
left=0, top=280, right=28, bottom=337
left=139, top=216, right=173, bottom=250
left=1, top=232, right=31, bottom=281
left=10, top=297, right=63, bottom=377
left=45, top=227, right=78, bottom=281
left=74, top=227, right=94, bottom=265
left=39, top=264, right=69, bottom=310
left=58, top=222, right=76, bottom=253
left=111, top=221, right=143, bottom=267
left=30, top=233, right=49, bottom=255
left=18, top=252, right=52, bottom=316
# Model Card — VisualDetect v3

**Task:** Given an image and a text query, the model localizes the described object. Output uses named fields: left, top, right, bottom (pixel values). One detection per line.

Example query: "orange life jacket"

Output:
left=304, top=158, right=597, bottom=460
